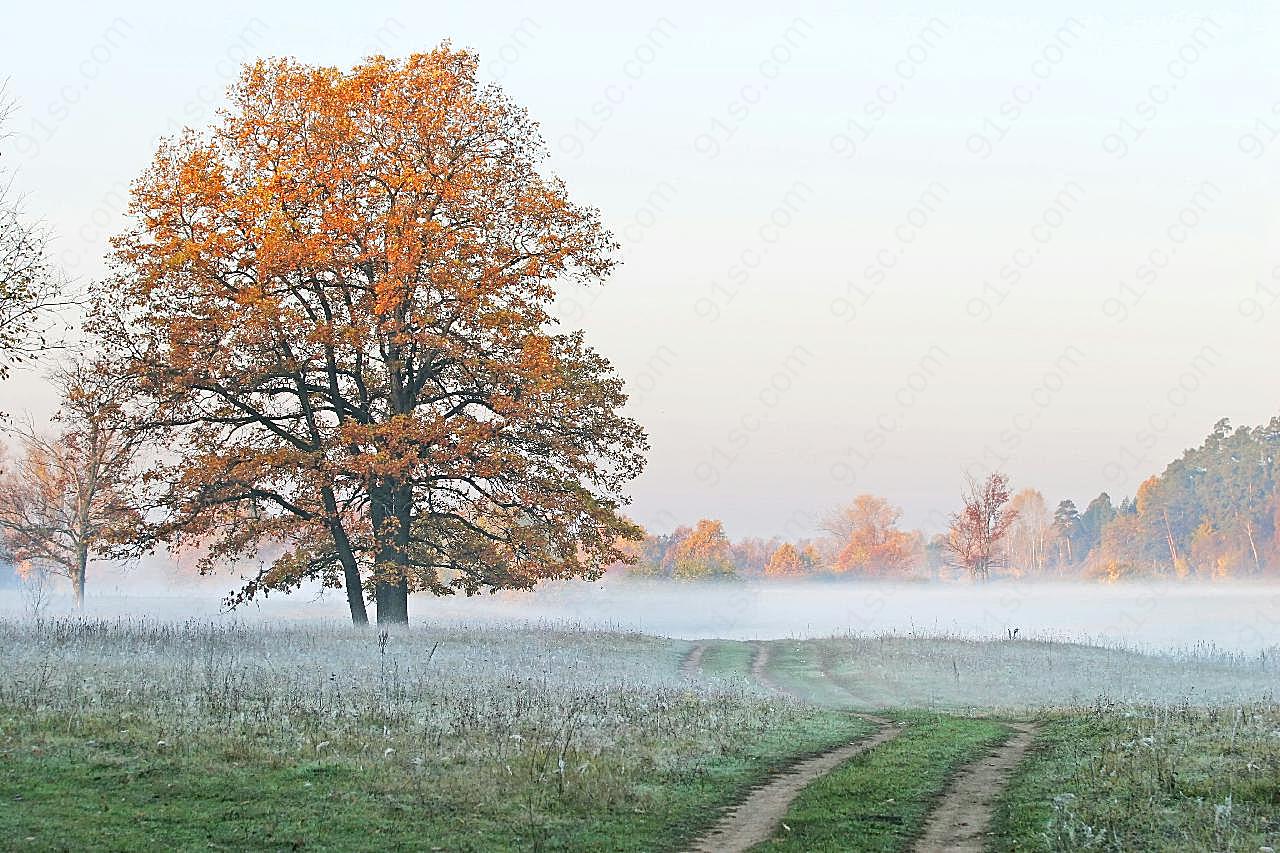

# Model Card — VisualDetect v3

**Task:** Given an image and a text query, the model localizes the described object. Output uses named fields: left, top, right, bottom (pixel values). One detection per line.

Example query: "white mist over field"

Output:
left=3, top=574, right=1277, bottom=655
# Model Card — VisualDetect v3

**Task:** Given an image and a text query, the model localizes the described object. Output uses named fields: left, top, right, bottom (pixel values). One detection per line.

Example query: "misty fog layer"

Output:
left=4, top=578, right=1276, bottom=654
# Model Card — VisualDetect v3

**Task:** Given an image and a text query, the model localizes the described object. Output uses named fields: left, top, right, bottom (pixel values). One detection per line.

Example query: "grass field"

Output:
left=991, top=703, right=1280, bottom=852
left=767, top=635, right=1278, bottom=711
left=0, top=618, right=868, bottom=851
left=1, top=617, right=1277, bottom=851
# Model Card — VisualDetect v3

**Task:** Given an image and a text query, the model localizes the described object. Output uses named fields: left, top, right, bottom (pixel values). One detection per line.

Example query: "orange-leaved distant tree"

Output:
left=763, top=541, right=809, bottom=578
left=821, top=494, right=920, bottom=577
left=671, top=519, right=735, bottom=581
left=1085, top=510, right=1150, bottom=582
left=90, top=49, right=646, bottom=625
left=0, top=359, right=142, bottom=606
left=945, top=472, right=1017, bottom=580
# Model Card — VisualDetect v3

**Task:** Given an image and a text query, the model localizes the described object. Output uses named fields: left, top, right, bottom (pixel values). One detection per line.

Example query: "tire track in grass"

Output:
left=911, top=722, right=1037, bottom=853
left=686, top=725, right=904, bottom=853
left=680, top=643, right=706, bottom=678
left=751, top=642, right=776, bottom=691
left=684, top=644, right=904, bottom=853
left=752, top=641, right=886, bottom=725
left=768, top=640, right=866, bottom=709
left=752, top=714, right=1011, bottom=852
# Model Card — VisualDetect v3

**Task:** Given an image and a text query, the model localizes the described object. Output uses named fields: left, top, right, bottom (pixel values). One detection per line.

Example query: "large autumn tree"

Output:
left=91, top=49, right=646, bottom=625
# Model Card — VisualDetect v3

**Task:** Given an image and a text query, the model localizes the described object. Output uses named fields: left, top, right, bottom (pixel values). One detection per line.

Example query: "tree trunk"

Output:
left=74, top=543, right=87, bottom=609
left=342, top=557, right=369, bottom=626
left=321, top=487, right=368, bottom=626
left=1243, top=519, right=1262, bottom=575
left=375, top=577, right=409, bottom=624
left=1162, top=510, right=1182, bottom=574
left=345, top=560, right=371, bottom=622
left=370, top=482, right=410, bottom=625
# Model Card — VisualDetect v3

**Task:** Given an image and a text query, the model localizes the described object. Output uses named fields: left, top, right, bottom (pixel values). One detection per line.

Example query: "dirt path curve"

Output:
left=911, top=722, right=1037, bottom=853
left=685, top=643, right=902, bottom=853
left=680, top=643, right=705, bottom=678
left=687, top=724, right=902, bottom=853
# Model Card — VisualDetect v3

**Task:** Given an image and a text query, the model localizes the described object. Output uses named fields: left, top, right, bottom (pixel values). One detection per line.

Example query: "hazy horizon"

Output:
left=4, top=575, right=1277, bottom=655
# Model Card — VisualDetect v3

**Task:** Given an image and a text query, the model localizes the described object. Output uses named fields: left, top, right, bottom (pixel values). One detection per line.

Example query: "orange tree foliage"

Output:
left=90, top=50, right=646, bottom=624
left=671, top=519, right=735, bottom=580
left=763, top=541, right=808, bottom=578
left=1084, top=512, right=1151, bottom=582
left=822, top=494, right=920, bottom=577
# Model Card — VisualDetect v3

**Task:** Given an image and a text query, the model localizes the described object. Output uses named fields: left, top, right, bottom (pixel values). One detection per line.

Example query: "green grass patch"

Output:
left=760, top=641, right=860, bottom=708
left=753, top=712, right=1011, bottom=852
left=696, top=640, right=757, bottom=680
left=991, top=703, right=1280, bottom=852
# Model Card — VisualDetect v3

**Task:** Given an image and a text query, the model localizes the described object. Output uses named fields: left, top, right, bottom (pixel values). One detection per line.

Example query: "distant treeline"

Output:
left=621, top=417, right=1280, bottom=582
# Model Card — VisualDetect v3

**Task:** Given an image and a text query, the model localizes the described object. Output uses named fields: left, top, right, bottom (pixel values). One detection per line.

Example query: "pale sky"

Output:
left=2, top=1, right=1277, bottom=538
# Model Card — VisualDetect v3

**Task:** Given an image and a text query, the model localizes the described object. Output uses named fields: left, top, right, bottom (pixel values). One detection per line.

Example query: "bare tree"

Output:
left=0, top=358, right=142, bottom=606
left=0, top=86, right=73, bottom=381
left=1006, top=489, right=1054, bottom=576
left=946, top=472, right=1018, bottom=581
left=16, top=560, right=53, bottom=621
